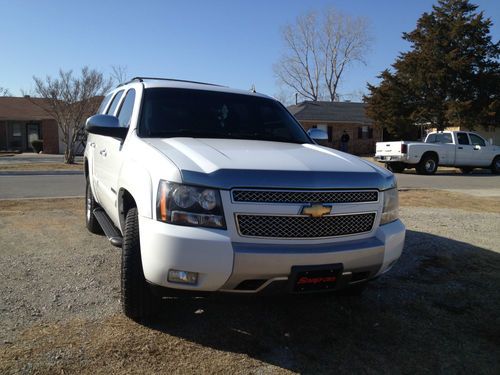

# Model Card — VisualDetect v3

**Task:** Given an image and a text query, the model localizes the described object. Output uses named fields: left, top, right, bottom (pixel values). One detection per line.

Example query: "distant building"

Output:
left=288, top=101, right=379, bottom=155
left=0, top=97, right=60, bottom=154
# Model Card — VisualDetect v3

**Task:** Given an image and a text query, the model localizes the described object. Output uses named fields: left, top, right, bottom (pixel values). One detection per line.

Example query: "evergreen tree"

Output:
left=365, top=0, right=499, bottom=139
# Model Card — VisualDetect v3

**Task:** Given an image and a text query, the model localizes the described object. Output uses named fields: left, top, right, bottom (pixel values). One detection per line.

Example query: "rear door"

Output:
left=432, top=132, right=455, bottom=165
left=455, top=132, right=474, bottom=166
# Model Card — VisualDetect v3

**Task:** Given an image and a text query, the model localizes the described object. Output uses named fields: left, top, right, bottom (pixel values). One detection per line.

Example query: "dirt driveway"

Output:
left=0, top=193, right=499, bottom=374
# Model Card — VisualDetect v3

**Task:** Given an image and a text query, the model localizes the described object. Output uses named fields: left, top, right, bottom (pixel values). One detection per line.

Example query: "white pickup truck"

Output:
left=84, top=77, right=405, bottom=320
left=375, top=131, right=500, bottom=174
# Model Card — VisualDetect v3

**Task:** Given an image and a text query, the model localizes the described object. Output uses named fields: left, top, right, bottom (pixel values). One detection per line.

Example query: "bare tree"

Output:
left=0, top=86, right=11, bottom=96
left=274, top=8, right=370, bottom=102
left=29, top=67, right=112, bottom=163
left=111, top=65, right=128, bottom=85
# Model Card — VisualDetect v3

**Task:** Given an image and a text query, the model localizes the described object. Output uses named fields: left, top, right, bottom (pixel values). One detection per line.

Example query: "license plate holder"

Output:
left=289, top=264, right=343, bottom=293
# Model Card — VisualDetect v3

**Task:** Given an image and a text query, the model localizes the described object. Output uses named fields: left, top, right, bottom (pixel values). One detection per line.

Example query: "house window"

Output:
left=358, top=126, right=373, bottom=139
left=12, top=123, right=21, bottom=137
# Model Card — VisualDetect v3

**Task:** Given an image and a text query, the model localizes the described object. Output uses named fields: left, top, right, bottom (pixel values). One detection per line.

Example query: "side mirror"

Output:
left=473, top=145, right=481, bottom=150
left=85, top=114, right=128, bottom=140
left=307, top=128, right=328, bottom=141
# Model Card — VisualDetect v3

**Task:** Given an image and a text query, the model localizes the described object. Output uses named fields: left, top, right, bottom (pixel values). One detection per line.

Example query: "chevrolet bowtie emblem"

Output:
left=301, top=204, right=332, bottom=218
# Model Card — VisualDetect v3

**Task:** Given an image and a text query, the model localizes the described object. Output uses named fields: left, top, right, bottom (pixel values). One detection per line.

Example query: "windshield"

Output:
left=138, top=88, right=311, bottom=144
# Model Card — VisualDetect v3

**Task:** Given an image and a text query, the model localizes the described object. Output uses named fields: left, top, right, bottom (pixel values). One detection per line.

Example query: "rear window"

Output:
left=426, top=133, right=452, bottom=143
left=138, top=88, right=311, bottom=144
left=426, top=134, right=436, bottom=143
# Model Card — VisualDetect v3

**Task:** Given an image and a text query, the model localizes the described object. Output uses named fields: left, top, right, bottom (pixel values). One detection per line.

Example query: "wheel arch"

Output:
left=419, top=151, right=439, bottom=164
left=117, top=162, right=153, bottom=230
left=118, top=188, right=137, bottom=231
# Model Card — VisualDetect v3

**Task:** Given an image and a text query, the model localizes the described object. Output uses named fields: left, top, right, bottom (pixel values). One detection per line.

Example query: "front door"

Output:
left=26, top=123, right=41, bottom=152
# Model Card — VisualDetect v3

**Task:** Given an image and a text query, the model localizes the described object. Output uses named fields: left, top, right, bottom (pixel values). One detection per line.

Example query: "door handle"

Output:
left=457, top=147, right=463, bottom=149
left=100, top=149, right=107, bottom=157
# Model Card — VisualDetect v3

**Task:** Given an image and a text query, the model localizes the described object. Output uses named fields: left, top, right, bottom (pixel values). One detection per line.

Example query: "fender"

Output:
left=118, top=160, right=153, bottom=222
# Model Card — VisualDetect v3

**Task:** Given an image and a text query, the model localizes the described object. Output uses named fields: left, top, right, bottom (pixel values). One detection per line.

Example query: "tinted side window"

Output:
left=106, top=91, right=124, bottom=116
left=117, top=89, right=136, bottom=128
left=97, top=94, right=113, bottom=114
left=457, top=132, right=470, bottom=145
left=469, top=134, right=486, bottom=146
left=426, top=134, right=437, bottom=143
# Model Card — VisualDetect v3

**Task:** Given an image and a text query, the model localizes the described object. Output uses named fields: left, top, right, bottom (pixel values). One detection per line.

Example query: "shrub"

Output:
left=31, top=139, right=43, bottom=153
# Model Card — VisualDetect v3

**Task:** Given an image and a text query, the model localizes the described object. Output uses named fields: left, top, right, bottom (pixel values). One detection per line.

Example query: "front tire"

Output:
left=85, top=178, right=103, bottom=234
left=121, top=207, right=159, bottom=320
left=491, top=156, right=500, bottom=174
left=416, top=154, right=438, bottom=175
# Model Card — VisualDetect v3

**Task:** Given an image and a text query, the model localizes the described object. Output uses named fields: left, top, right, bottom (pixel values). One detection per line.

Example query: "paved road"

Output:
left=396, top=173, right=500, bottom=196
left=0, top=174, right=85, bottom=199
left=0, top=154, right=83, bottom=165
left=1, top=172, right=499, bottom=199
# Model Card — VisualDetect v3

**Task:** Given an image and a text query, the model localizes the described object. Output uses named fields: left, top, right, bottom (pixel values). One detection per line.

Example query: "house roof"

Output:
left=288, top=101, right=372, bottom=124
left=0, top=97, right=54, bottom=121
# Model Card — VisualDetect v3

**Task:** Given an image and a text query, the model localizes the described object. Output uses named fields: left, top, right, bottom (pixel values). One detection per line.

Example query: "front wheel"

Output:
left=491, top=156, right=500, bottom=174
left=121, top=207, right=159, bottom=321
left=416, top=154, right=438, bottom=175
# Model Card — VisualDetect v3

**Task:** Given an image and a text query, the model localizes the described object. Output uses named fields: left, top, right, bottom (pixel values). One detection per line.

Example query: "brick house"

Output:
left=0, top=97, right=60, bottom=154
left=288, top=101, right=380, bottom=155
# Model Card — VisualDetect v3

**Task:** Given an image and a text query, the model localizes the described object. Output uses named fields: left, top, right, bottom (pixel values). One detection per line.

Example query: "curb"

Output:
left=0, top=170, right=84, bottom=176
left=0, top=196, right=85, bottom=201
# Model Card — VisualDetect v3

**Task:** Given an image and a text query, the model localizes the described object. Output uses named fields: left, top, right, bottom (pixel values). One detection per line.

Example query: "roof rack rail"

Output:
left=119, top=77, right=223, bottom=87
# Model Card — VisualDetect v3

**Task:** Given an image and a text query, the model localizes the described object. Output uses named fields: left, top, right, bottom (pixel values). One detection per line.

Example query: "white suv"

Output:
left=84, top=77, right=405, bottom=320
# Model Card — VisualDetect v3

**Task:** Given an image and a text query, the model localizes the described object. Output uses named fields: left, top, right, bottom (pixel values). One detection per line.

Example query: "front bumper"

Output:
left=139, top=216, right=405, bottom=293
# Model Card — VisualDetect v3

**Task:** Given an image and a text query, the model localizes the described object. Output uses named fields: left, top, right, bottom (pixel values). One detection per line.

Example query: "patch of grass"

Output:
left=399, top=189, right=500, bottom=213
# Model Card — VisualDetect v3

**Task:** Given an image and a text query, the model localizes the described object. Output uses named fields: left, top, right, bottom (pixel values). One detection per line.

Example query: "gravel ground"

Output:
left=0, top=195, right=499, bottom=374
left=0, top=199, right=120, bottom=342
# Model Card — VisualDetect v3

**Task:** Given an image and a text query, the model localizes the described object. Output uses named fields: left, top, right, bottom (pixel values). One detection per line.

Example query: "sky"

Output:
left=0, top=0, right=498, bottom=102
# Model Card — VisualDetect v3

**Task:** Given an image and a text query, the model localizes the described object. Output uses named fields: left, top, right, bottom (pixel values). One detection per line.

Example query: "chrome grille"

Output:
left=237, top=213, right=376, bottom=238
left=232, top=190, right=378, bottom=204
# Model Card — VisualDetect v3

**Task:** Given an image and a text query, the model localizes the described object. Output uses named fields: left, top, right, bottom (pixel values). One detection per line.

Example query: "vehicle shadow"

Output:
left=147, top=230, right=500, bottom=374
left=399, top=170, right=495, bottom=176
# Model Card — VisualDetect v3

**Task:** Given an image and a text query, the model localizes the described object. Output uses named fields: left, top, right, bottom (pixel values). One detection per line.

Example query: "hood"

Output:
left=145, top=138, right=395, bottom=190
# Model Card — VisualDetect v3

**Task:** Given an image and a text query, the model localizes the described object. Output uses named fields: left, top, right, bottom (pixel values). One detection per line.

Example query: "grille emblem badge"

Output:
left=301, top=204, right=332, bottom=218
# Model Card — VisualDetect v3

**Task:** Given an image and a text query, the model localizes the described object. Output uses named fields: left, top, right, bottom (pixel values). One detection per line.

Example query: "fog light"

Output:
left=168, top=269, right=198, bottom=285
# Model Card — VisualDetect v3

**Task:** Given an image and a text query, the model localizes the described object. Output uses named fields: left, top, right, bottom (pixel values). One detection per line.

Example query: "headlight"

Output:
left=381, top=188, right=399, bottom=225
left=156, top=181, right=226, bottom=229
